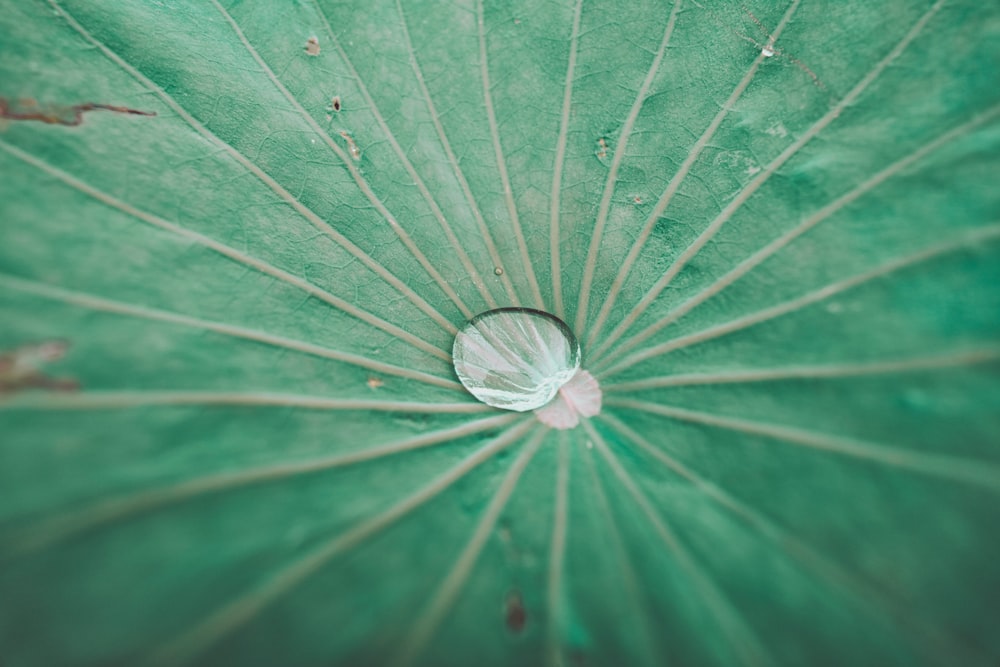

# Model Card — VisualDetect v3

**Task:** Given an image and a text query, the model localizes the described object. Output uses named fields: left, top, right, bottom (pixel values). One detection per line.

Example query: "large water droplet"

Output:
left=452, top=308, right=581, bottom=411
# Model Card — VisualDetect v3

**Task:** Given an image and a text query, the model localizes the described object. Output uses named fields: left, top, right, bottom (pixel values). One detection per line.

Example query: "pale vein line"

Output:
left=584, top=0, right=803, bottom=349
left=477, top=0, right=546, bottom=310
left=47, top=0, right=456, bottom=335
left=309, top=0, right=496, bottom=311
left=574, top=0, right=684, bottom=336
left=603, top=347, right=1000, bottom=392
left=0, top=138, right=449, bottom=360
left=209, top=0, right=472, bottom=321
left=584, top=420, right=770, bottom=667
left=592, top=0, right=948, bottom=358
left=597, top=413, right=990, bottom=666
left=595, top=103, right=1000, bottom=366
left=582, top=440, right=661, bottom=667
left=606, top=399, right=1000, bottom=492
left=7, top=414, right=518, bottom=558
left=396, top=0, right=521, bottom=307
left=391, top=427, right=546, bottom=667
left=597, top=223, right=1000, bottom=377
left=550, top=0, right=584, bottom=321
left=0, top=391, right=489, bottom=413
left=145, top=418, right=535, bottom=667
left=546, top=431, right=570, bottom=667
left=0, top=274, right=460, bottom=386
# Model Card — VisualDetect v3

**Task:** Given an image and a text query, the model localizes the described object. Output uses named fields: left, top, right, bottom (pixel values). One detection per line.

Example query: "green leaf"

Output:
left=1, top=0, right=998, bottom=665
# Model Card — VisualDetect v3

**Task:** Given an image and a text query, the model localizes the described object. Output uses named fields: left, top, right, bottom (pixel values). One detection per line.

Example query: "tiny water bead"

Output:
left=453, top=308, right=603, bottom=427
left=452, top=308, right=581, bottom=412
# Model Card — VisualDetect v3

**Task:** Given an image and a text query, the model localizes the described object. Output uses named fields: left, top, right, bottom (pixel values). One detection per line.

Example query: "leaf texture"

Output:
left=1, top=0, right=999, bottom=665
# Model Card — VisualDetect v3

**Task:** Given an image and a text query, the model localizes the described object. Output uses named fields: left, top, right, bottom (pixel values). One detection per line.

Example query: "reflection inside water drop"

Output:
left=452, top=308, right=581, bottom=412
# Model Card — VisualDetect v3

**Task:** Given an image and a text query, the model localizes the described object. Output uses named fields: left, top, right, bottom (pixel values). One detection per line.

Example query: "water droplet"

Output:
left=452, top=308, right=580, bottom=412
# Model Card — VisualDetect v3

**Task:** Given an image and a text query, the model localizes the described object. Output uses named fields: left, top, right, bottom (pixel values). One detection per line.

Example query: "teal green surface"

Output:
left=1, top=0, right=999, bottom=665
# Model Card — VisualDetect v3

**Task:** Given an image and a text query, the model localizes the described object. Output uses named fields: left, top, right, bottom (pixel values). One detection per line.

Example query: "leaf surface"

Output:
left=1, top=0, right=999, bottom=665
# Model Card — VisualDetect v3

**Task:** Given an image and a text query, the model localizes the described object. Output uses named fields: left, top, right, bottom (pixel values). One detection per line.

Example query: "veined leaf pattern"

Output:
left=1, top=0, right=998, bottom=665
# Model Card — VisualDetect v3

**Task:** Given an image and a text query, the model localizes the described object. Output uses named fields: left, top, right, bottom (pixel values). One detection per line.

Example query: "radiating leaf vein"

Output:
left=4, top=413, right=518, bottom=558
left=592, top=0, right=949, bottom=358
left=597, top=224, right=1000, bottom=376
left=595, top=102, right=1000, bottom=367
left=574, top=0, right=686, bottom=336
left=0, top=274, right=458, bottom=386
left=47, top=0, right=458, bottom=335
left=584, top=420, right=771, bottom=667
left=144, top=417, right=535, bottom=667
left=391, top=427, right=547, bottom=667
left=606, top=398, right=1000, bottom=491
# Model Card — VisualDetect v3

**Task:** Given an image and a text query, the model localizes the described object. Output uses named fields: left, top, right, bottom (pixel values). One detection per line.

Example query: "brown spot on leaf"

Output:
left=596, top=137, right=608, bottom=159
left=0, top=98, right=155, bottom=127
left=331, top=96, right=342, bottom=112
left=339, top=131, right=361, bottom=160
left=504, top=590, right=526, bottom=634
left=366, top=376, right=383, bottom=390
left=305, top=36, right=321, bottom=56
left=0, top=340, right=78, bottom=396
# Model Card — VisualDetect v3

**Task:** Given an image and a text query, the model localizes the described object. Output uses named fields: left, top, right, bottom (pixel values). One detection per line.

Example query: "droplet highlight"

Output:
left=452, top=308, right=580, bottom=412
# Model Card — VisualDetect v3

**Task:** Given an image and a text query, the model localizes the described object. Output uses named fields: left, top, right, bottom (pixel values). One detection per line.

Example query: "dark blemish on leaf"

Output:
left=331, top=96, right=342, bottom=112
left=504, top=590, right=526, bottom=634
left=0, top=98, right=155, bottom=127
left=339, top=131, right=361, bottom=160
left=494, top=267, right=504, bottom=276
left=633, top=195, right=643, bottom=204
left=305, top=36, right=320, bottom=56
left=0, top=339, right=78, bottom=396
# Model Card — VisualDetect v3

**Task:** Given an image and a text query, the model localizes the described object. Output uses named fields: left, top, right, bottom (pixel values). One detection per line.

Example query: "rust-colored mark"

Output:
left=0, top=97, right=155, bottom=127
left=596, top=137, right=608, bottom=159
left=331, top=96, right=342, bottom=112
left=633, top=195, right=643, bottom=204
left=0, top=340, right=78, bottom=396
left=504, top=590, right=527, bottom=634
left=339, top=130, right=361, bottom=160
left=366, top=376, right=383, bottom=390
left=305, top=36, right=321, bottom=56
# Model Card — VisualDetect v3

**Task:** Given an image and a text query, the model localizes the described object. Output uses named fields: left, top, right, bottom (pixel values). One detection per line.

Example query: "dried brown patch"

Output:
left=0, top=340, right=78, bottom=396
left=0, top=98, right=155, bottom=127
